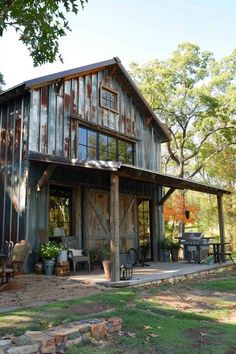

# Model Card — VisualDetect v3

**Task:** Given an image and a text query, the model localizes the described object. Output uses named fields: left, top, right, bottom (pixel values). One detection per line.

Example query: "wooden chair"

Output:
left=61, top=236, right=91, bottom=274
left=0, top=241, right=31, bottom=283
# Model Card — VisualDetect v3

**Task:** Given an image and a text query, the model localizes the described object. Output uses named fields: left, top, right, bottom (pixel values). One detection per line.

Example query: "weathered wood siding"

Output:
left=28, top=68, right=161, bottom=171
left=0, top=95, right=29, bottom=244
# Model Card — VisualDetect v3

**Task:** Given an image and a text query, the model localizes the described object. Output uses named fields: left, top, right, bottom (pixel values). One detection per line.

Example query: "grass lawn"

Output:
left=0, top=270, right=235, bottom=354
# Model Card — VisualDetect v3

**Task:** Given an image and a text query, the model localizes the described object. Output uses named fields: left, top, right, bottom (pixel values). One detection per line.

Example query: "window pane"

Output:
left=118, top=141, right=126, bottom=156
left=99, top=134, right=107, bottom=150
left=88, top=147, right=97, bottom=159
left=88, top=130, right=97, bottom=148
left=79, top=127, right=87, bottom=145
left=78, top=145, right=87, bottom=159
left=100, top=149, right=107, bottom=160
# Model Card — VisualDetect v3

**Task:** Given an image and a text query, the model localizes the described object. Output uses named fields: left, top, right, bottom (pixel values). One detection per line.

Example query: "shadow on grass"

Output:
left=0, top=287, right=235, bottom=354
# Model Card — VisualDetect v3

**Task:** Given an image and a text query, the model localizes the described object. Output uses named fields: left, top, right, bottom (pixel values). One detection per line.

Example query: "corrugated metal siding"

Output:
left=0, top=95, right=29, bottom=245
left=27, top=68, right=162, bottom=171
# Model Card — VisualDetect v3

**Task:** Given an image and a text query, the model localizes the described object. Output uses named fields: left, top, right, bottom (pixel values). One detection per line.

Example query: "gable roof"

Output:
left=0, top=57, right=170, bottom=142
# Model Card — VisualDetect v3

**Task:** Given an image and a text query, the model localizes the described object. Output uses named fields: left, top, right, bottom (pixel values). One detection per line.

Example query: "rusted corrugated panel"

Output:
left=29, top=89, right=40, bottom=152
left=71, top=79, right=78, bottom=116
left=22, top=95, right=29, bottom=161
left=71, top=118, right=77, bottom=158
left=85, top=75, right=92, bottom=121
left=64, top=80, right=71, bottom=157
left=78, top=77, right=85, bottom=118
left=40, top=86, right=48, bottom=154
left=91, top=74, right=97, bottom=123
left=56, top=85, right=64, bottom=156
left=48, top=84, right=56, bottom=155
left=0, top=105, right=7, bottom=166
left=7, top=101, right=15, bottom=162
left=14, top=99, right=22, bottom=162
left=97, top=71, right=103, bottom=126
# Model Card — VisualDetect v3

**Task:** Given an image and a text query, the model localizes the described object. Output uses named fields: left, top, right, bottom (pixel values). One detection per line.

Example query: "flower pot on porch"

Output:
left=57, top=250, right=68, bottom=262
left=171, top=248, right=179, bottom=262
left=161, top=250, right=171, bottom=262
left=102, top=260, right=111, bottom=281
left=44, top=259, right=55, bottom=276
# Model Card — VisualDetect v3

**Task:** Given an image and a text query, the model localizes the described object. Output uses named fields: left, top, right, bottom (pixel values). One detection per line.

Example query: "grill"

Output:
left=181, top=232, right=209, bottom=263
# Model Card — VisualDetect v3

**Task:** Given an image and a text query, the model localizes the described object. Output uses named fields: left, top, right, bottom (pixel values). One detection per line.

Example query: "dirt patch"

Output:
left=184, top=328, right=216, bottom=348
left=0, top=274, right=110, bottom=311
left=66, top=303, right=114, bottom=314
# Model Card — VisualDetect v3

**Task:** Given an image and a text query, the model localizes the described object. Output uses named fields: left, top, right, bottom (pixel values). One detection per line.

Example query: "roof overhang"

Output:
left=29, top=152, right=231, bottom=196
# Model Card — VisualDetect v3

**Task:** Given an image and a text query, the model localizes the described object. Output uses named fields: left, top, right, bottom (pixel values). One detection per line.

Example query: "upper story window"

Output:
left=78, top=127, right=134, bottom=165
left=100, top=86, right=119, bottom=113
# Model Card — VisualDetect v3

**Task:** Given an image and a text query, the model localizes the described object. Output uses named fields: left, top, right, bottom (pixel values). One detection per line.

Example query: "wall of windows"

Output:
left=78, top=127, right=134, bottom=164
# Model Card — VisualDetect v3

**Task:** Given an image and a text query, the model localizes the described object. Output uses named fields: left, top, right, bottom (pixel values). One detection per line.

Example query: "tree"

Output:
left=129, top=43, right=236, bottom=179
left=0, top=72, right=5, bottom=92
left=0, top=0, right=87, bottom=66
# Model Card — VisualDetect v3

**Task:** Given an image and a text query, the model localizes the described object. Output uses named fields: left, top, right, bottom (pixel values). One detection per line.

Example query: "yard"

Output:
left=0, top=268, right=235, bottom=353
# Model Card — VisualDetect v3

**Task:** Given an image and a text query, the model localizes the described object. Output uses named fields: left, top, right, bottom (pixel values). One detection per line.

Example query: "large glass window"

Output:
left=48, top=186, right=72, bottom=237
left=77, top=127, right=134, bottom=164
left=138, top=200, right=151, bottom=259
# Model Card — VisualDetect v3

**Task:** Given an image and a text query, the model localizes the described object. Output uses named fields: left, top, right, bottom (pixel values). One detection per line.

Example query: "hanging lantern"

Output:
left=185, top=210, right=190, bottom=219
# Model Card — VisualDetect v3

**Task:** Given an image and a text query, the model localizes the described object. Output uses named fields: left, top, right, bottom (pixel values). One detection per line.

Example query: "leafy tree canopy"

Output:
left=0, top=72, right=5, bottom=92
left=0, top=0, right=87, bottom=66
left=130, top=43, right=236, bottom=178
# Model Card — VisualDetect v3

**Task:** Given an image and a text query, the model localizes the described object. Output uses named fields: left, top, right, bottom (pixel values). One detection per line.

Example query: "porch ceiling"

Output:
left=29, top=152, right=231, bottom=196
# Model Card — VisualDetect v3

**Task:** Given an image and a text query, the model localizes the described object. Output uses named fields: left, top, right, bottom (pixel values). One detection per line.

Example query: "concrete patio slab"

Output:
left=69, top=261, right=235, bottom=288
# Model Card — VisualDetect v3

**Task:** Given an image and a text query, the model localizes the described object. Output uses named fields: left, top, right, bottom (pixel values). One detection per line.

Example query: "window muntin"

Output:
left=100, top=86, right=119, bottom=112
left=78, top=127, right=134, bottom=164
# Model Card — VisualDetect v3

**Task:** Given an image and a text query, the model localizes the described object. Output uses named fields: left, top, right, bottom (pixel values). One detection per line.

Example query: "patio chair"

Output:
left=61, top=236, right=91, bottom=274
left=0, top=241, right=31, bottom=283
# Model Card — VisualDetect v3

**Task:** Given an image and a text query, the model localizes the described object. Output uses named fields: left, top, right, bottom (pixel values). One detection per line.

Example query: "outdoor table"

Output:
left=208, top=242, right=230, bottom=263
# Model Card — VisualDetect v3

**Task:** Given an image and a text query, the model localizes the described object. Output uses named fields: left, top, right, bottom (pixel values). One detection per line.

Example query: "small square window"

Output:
left=100, top=86, right=119, bottom=112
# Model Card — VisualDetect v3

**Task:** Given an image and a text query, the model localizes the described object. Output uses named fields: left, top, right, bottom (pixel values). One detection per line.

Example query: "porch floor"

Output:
left=70, top=260, right=235, bottom=288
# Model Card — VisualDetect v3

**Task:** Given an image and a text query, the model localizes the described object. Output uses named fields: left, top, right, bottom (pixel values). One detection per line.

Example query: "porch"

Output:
left=70, top=260, right=235, bottom=288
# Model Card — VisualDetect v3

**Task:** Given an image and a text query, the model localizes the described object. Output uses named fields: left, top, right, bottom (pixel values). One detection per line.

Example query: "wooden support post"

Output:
left=36, top=164, right=56, bottom=191
left=110, top=173, right=120, bottom=282
left=217, top=194, right=225, bottom=258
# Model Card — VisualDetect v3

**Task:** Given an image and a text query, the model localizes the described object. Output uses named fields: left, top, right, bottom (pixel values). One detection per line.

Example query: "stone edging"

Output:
left=130, top=263, right=235, bottom=288
left=0, top=317, right=122, bottom=354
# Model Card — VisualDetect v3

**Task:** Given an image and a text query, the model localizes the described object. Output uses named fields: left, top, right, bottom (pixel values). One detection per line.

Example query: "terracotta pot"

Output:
left=102, top=260, right=111, bottom=281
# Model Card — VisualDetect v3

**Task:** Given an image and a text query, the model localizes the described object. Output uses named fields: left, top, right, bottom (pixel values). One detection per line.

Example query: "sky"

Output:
left=1, top=0, right=236, bottom=89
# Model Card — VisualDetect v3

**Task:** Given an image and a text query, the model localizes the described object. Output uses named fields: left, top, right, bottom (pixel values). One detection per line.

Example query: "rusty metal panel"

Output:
left=64, top=80, right=71, bottom=157
left=7, top=101, right=15, bottom=162
left=22, top=94, right=29, bottom=161
left=29, top=89, right=40, bottom=152
left=97, top=71, right=103, bottom=126
left=40, top=86, right=48, bottom=154
left=71, top=118, right=77, bottom=159
left=0, top=105, right=7, bottom=166
left=48, top=84, right=56, bottom=155
left=91, top=74, right=97, bottom=123
left=14, top=99, right=22, bottom=162
left=78, top=77, right=85, bottom=118
left=56, top=85, right=64, bottom=156
left=85, top=75, right=92, bottom=121
left=71, top=79, right=78, bottom=116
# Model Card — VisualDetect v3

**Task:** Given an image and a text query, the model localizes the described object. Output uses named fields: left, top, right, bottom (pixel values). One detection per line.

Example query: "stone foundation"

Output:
left=0, top=317, right=122, bottom=354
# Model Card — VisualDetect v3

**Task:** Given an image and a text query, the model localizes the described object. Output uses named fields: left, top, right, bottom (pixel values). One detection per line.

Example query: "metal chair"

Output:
left=61, top=236, right=90, bottom=274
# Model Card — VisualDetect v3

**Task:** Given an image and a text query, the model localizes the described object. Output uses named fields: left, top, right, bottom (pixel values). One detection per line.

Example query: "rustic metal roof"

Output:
left=0, top=57, right=170, bottom=142
left=119, top=164, right=231, bottom=196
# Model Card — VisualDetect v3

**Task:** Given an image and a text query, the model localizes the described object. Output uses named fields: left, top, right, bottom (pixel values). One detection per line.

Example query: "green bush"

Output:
left=38, top=241, right=61, bottom=260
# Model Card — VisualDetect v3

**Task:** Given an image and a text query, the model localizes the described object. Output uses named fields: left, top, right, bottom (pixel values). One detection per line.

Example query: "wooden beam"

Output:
left=36, top=164, right=56, bottom=191
left=110, top=173, right=120, bottom=282
left=144, top=116, right=153, bottom=128
left=158, top=187, right=176, bottom=206
left=217, top=194, right=225, bottom=259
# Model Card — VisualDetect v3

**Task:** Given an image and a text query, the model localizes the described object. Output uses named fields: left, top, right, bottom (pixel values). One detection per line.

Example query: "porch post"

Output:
left=110, top=173, right=120, bottom=282
left=217, top=194, right=225, bottom=256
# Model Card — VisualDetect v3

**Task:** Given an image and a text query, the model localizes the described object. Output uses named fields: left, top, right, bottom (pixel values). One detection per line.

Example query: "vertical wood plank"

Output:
left=91, top=74, right=97, bottom=123
left=110, top=173, right=120, bottom=282
left=64, top=80, right=71, bottom=157
left=71, top=79, right=78, bottom=116
left=56, top=84, right=64, bottom=156
left=40, top=86, right=48, bottom=154
left=79, top=77, right=85, bottom=118
left=29, top=89, right=40, bottom=152
left=48, top=84, right=56, bottom=155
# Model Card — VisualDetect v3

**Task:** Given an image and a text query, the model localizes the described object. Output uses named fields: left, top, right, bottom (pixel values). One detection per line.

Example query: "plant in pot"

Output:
left=37, top=241, right=61, bottom=275
left=170, top=240, right=181, bottom=262
left=57, top=243, right=68, bottom=263
left=160, top=238, right=171, bottom=262
left=100, top=242, right=111, bottom=281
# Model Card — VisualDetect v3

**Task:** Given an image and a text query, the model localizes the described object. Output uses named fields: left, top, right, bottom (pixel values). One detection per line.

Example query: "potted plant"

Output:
left=100, top=242, right=111, bottom=281
left=57, top=243, right=68, bottom=263
left=160, top=238, right=171, bottom=262
left=37, top=241, right=61, bottom=275
left=170, top=240, right=181, bottom=262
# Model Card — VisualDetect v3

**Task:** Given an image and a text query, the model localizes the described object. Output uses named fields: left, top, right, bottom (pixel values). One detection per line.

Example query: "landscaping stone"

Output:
left=1, top=317, right=122, bottom=353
